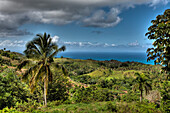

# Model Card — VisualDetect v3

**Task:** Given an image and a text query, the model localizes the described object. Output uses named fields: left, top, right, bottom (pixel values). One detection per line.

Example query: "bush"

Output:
left=105, top=101, right=117, bottom=112
left=121, top=90, right=139, bottom=102
left=0, top=57, right=12, bottom=66
left=116, top=102, right=161, bottom=113
left=47, top=72, right=71, bottom=102
left=160, top=81, right=170, bottom=113
left=71, top=85, right=115, bottom=103
left=0, top=69, right=29, bottom=109
left=0, top=107, right=17, bottom=113
left=47, top=100, right=63, bottom=107
left=98, top=78, right=116, bottom=89
left=15, top=99, right=42, bottom=112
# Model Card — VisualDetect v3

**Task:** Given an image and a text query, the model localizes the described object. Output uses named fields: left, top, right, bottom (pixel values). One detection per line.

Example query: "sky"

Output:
left=0, top=0, right=169, bottom=53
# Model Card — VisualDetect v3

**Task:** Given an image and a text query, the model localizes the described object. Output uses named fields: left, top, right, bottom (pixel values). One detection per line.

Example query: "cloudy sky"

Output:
left=0, top=0, right=169, bottom=52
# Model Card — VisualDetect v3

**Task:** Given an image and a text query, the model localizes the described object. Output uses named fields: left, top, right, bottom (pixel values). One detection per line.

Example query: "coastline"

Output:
left=56, top=52, right=154, bottom=65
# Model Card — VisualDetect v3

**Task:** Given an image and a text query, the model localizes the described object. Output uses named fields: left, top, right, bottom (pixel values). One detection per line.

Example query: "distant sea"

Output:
left=57, top=52, right=154, bottom=65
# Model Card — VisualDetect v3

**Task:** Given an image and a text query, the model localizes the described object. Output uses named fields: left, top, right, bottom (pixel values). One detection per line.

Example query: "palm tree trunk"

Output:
left=140, top=90, right=142, bottom=102
left=44, top=79, right=47, bottom=107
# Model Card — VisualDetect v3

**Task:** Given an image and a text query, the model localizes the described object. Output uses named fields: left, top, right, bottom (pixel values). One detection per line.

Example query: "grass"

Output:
left=86, top=69, right=139, bottom=79
left=35, top=102, right=110, bottom=113
left=33, top=101, right=162, bottom=113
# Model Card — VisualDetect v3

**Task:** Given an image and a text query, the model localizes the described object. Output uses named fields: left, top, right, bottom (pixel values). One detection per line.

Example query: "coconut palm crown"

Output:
left=133, top=72, right=152, bottom=102
left=17, top=32, right=66, bottom=106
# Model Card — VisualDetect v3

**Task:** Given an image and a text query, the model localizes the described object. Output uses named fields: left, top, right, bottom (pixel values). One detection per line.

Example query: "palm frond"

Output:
left=29, top=64, right=44, bottom=85
left=24, top=48, right=41, bottom=59
left=48, top=46, right=65, bottom=59
left=30, top=83, right=36, bottom=93
left=47, top=38, right=52, bottom=47
left=22, top=64, right=39, bottom=81
left=25, top=41, right=42, bottom=55
left=132, top=84, right=139, bottom=92
left=17, top=60, right=30, bottom=70
left=58, top=45, right=66, bottom=52
left=51, top=62, right=68, bottom=76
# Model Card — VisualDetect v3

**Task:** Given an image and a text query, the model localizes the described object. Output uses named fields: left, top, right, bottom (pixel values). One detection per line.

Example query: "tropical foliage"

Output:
left=0, top=51, right=167, bottom=112
left=0, top=9, right=170, bottom=113
left=17, top=33, right=66, bottom=106
left=146, top=9, right=170, bottom=75
left=146, top=9, right=170, bottom=112
left=133, top=72, right=152, bottom=102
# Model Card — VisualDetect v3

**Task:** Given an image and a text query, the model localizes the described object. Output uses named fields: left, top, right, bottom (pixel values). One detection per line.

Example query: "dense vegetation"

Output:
left=0, top=49, right=168, bottom=112
left=0, top=9, right=169, bottom=113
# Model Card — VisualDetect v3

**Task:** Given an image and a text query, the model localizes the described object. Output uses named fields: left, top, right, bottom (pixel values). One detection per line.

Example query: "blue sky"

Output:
left=0, top=0, right=169, bottom=53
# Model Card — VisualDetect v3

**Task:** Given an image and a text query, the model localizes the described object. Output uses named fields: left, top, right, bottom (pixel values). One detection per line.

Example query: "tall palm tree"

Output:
left=133, top=72, right=152, bottom=102
left=17, top=32, right=66, bottom=106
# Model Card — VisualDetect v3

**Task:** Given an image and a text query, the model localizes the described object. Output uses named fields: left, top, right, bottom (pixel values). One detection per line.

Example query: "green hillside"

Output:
left=0, top=49, right=168, bottom=113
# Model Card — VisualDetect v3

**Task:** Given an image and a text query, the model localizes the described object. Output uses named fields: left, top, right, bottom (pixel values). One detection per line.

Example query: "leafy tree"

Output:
left=0, top=69, right=29, bottom=109
left=133, top=73, right=152, bottom=102
left=145, top=9, right=170, bottom=112
left=160, top=81, right=170, bottom=112
left=17, top=32, right=66, bottom=106
left=47, top=69, right=71, bottom=102
left=71, top=85, right=115, bottom=103
left=145, top=9, right=170, bottom=77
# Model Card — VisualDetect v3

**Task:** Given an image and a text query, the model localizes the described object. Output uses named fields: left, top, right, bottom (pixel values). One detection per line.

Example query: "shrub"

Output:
left=47, top=72, right=71, bottom=102
left=71, top=85, right=115, bottom=103
left=0, top=107, right=17, bottom=113
left=121, top=90, right=139, bottom=102
left=105, top=101, right=117, bottom=112
left=0, top=69, right=29, bottom=109
left=15, top=99, right=42, bottom=112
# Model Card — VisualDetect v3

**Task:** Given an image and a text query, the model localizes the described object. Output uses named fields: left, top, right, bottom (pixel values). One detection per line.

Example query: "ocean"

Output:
left=57, top=52, right=154, bottom=65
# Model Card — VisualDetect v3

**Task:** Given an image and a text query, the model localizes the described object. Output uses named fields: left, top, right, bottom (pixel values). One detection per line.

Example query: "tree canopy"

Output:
left=145, top=9, right=170, bottom=75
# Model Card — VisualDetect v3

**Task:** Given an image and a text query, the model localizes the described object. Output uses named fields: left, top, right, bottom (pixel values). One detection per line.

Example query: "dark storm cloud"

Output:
left=0, top=13, right=33, bottom=37
left=82, top=8, right=121, bottom=28
left=0, top=0, right=169, bottom=37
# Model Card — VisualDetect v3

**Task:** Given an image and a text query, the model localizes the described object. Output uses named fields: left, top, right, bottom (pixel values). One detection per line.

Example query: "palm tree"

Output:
left=133, top=72, right=152, bottom=102
left=17, top=32, right=66, bottom=106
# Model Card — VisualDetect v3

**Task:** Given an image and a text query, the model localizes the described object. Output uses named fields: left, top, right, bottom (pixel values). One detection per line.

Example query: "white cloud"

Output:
left=141, top=43, right=152, bottom=48
left=51, top=35, right=60, bottom=43
left=61, top=40, right=152, bottom=49
left=62, top=41, right=116, bottom=48
left=111, top=44, right=116, bottom=46
left=0, top=40, right=26, bottom=47
left=150, top=0, right=169, bottom=6
left=128, top=40, right=140, bottom=46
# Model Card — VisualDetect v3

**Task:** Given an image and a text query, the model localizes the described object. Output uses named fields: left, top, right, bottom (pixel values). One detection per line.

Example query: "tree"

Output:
left=0, top=69, right=29, bottom=109
left=17, top=32, right=66, bottom=106
left=145, top=9, right=170, bottom=112
left=145, top=9, right=170, bottom=77
left=133, top=73, right=152, bottom=102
